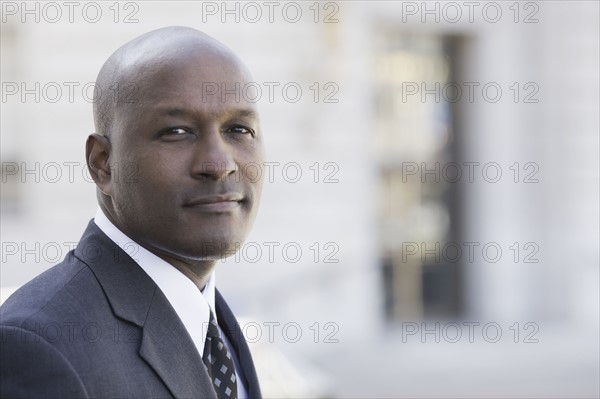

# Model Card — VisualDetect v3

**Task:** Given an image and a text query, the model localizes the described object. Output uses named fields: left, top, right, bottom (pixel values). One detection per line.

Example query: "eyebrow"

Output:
left=158, top=107, right=259, bottom=120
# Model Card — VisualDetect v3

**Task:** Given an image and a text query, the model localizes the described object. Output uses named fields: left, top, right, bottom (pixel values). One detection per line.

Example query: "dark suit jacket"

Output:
left=0, top=221, right=262, bottom=399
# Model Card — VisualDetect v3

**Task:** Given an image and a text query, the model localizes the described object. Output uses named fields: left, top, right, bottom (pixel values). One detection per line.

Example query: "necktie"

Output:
left=202, top=311, right=238, bottom=399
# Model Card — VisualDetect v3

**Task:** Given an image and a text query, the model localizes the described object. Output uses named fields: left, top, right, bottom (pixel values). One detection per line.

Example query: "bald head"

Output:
left=93, top=26, right=251, bottom=137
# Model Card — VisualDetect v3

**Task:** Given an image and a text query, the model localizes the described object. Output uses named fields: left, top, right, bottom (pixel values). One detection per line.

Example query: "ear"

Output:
left=86, top=133, right=112, bottom=196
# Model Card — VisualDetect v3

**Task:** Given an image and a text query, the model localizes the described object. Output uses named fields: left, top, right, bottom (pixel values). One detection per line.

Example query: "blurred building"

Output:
left=1, top=1, right=598, bottom=397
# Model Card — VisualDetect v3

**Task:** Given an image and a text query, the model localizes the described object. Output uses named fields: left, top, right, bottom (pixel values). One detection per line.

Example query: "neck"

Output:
left=99, top=202, right=216, bottom=291
left=154, top=253, right=215, bottom=291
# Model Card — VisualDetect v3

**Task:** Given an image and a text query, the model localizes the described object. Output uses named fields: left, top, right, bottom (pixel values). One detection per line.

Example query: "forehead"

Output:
left=125, top=51, right=258, bottom=117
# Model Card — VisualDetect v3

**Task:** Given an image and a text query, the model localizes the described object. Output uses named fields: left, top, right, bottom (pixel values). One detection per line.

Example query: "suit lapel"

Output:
left=139, top=288, right=216, bottom=399
left=215, top=290, right=262, bottom=399
left=74, top=220, right=216, bottom=399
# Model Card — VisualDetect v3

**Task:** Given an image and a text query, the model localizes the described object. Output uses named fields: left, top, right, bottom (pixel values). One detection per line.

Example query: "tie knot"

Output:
left=206, top=311, right=220, bottom=338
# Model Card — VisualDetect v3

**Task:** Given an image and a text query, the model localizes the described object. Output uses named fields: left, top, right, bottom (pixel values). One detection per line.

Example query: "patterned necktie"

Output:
left=202, top=311, right=238, bottom=399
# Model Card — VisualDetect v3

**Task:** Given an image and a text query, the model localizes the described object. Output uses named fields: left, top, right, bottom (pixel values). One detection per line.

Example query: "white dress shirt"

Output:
left=94, top=208, right=247, bottom=399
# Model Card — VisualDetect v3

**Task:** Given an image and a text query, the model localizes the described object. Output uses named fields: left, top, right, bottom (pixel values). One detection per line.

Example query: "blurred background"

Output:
left=1, top=1, right=598, bottom=397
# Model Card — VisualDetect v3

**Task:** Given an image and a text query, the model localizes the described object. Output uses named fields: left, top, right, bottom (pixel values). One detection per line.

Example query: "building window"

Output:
left=374, top=33, right=462, bottom=320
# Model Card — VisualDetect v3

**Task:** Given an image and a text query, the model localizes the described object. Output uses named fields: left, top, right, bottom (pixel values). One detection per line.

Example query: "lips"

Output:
left=184, top=193, right=243, bottom=212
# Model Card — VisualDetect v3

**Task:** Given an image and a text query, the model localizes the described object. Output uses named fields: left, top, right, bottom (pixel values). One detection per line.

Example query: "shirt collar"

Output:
left=93, top=207, right=216, bottom=353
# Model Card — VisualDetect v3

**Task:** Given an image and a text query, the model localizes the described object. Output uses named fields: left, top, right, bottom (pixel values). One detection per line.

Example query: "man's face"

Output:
left=106, top=52, right=265, bottom=261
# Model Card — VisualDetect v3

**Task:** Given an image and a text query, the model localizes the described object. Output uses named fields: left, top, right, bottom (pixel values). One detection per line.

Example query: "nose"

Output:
left=190, top=128, right=237, bottom=181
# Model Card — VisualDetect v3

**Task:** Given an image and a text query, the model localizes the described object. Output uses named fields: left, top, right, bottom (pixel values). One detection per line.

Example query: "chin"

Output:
left=174, top=234, right=246, bottom=261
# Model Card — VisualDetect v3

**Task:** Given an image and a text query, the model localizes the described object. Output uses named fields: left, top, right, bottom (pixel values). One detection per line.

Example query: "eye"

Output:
left=163, top=127, right=190, bottom=136
left=158, top=127, right=195, bottom=141
left=227, top=125, right=255, bottom=137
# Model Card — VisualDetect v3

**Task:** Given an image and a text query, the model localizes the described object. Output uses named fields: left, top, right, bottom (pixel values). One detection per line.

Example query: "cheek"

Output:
left=240, top=161, right=264, bottom=184
left=135, top=147, right=189, bottom=184
left=112, top=150, right=184, bottom=205
left=238, top=141, right=266, bottom=180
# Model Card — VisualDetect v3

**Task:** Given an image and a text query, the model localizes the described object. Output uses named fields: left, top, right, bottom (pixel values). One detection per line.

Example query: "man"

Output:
left=0, top=26, right=264, bottom=398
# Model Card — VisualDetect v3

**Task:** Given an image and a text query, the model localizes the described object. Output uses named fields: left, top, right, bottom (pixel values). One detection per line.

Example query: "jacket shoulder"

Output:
left=0, top=252, right=93, bottom=326
left=0, top=324, right=90, bottom=398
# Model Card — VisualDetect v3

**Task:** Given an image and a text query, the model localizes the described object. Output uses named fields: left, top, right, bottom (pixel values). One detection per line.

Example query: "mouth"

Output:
left=184, top=193, right=244, bottom=213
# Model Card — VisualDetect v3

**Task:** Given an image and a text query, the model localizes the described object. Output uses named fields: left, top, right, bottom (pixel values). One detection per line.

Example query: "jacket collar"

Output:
left=74, top=220, right=216, bottom=399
